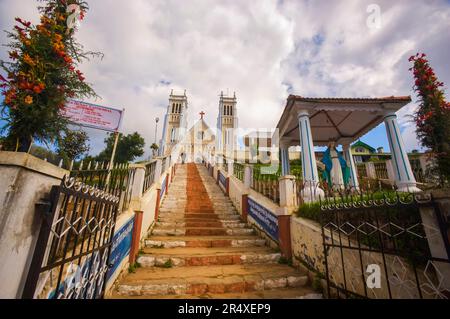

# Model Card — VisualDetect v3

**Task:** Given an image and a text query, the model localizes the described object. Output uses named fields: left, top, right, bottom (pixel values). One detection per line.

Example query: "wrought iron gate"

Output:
left=22, top=176, right=120, bottom=299
left=320, top=192, right=450, bottom=299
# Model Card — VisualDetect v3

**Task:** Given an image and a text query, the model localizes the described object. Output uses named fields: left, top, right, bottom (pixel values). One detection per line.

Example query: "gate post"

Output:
left=129, top=211, right=144, bottom=265
left=22, top=186, right=60, bottom=299
left=241, top=194, right=249, bottom=222
left=278, top=215, right=292, bottom=259
left=155, top=188, right=162, bottom=222
left=166, top=173, right=170, bottom=194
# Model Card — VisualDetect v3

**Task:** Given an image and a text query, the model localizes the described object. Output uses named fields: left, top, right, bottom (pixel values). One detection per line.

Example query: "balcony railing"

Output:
left=374, top=161, right=389, bottom=180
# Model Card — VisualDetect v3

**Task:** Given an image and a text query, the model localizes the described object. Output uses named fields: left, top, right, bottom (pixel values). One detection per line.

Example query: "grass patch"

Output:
left=156, top=259, right=174, bottom=269
left=128, top=262, right=141, bottom=273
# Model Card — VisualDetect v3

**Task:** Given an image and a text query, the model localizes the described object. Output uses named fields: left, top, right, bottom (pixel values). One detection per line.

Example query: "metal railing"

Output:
left=143, top=161, right=157, bottom=194
left=69, top=161, right=135, bottom=214
left=23, top=177, right=121, bottom=299
left=318, top=191, right=450, bottom=299
left=233, top=163, right=244, bottom=181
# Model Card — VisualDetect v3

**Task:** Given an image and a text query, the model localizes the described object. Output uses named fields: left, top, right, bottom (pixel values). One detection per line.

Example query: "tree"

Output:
left=57, top=129, right=90, bottom=161
left=409, top=53, right=450, bottom=186
left=29, top=144, right=60, bottom=164
left=97, top=132, right=145, bottom=163
left=150, top=143, right=159, bottom=156
left=0, top=0, right=102, bottom=152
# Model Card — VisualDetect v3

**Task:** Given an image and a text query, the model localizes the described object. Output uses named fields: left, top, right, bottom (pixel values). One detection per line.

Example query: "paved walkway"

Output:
left=111, top=164, right=320, bottom=299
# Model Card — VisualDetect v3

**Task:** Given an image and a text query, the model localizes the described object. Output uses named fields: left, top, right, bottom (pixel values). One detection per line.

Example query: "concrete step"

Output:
left=137, top=247, right=281, bottom=268
left=111, top=288, right=322, bottom=299
left=158, top=213, right=240, bottom=220
left=115, top=264, right=309, bottom=297
left=145, top=236, right=267, bottom=248
left=152, top=227, right=255, bottom=237
left=156, top=221, right=247, bottom=228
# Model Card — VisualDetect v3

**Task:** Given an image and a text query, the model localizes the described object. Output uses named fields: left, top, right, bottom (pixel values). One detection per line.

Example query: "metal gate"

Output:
left=22, top=176, right=120, bottom=299
left=320, top=192, right=450, bottom=299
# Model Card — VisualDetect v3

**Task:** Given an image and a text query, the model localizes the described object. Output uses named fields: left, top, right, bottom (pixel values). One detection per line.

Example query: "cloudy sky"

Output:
left=1, top=0, right=449, bottom=159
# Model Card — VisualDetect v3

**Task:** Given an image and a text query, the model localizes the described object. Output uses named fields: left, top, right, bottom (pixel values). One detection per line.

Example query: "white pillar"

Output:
left=298, top=110, right=324, bottom=202
left=228, top=160, right=234, bottom=177
left=243, top=164, right=252, bottom=191
left=384, top=112, right=421, bottom=192
left=386, top=159, right=396, bottom=186
left=343, top=144, right=359, bottom=191
left=280, top=145, right=291, bottom=177
left=365, top=162, right=376, bottom=179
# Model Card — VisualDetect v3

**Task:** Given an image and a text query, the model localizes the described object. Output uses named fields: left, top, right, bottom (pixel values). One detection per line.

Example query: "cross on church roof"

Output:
left=200, top=111, right=205, bottom=120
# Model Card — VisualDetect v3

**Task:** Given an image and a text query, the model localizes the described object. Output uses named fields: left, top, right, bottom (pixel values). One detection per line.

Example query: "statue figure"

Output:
left=321, top=141, right=350, bottom=190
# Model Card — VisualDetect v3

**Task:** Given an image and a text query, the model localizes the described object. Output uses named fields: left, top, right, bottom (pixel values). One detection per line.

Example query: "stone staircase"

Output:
left=111, top=164, right=320, bottom=299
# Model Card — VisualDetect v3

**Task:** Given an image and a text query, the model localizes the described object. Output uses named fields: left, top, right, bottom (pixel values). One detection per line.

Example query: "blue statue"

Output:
left=321, top=143, right=350, bottom=189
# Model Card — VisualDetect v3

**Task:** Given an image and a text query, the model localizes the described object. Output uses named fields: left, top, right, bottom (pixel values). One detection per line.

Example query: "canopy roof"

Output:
left=276, top=95, right=411, bottom=147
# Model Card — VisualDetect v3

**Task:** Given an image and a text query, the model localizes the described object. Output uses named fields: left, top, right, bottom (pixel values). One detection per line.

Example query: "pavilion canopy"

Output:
left=276, top=95, right=412, bottom=147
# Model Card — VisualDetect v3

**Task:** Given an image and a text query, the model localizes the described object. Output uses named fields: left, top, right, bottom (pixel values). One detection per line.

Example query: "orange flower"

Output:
left=23, top=53, right=35, bottom=66
left=33, top=85, right=43, bottom=94
left=24, top=95, right=33, bottom=104
left=54, top=34, right=63, bottom=42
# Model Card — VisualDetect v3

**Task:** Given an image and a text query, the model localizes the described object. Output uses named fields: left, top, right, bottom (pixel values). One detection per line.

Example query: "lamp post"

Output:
left=154, top=117, right=160, bottom=144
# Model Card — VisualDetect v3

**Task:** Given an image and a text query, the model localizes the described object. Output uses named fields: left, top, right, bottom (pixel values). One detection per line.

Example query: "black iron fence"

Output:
left=69, top=162, right=136, bottom=214
left=319, top=191, right=450, bottom=299
left=23, top=177, right=121, bottom=299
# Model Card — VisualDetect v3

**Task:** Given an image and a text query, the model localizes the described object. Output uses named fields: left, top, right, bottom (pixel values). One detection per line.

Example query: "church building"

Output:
left=159, top=90, right=239, bottom=163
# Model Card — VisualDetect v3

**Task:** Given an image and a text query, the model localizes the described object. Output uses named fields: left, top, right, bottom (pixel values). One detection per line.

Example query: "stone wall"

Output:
left=0, top=152, right=67, bottom=298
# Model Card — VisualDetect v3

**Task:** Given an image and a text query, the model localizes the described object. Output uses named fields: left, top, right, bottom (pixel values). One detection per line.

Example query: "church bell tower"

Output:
left=216, top=91, right=238, bottom=158
left=160, top=90, right=188, bottom=156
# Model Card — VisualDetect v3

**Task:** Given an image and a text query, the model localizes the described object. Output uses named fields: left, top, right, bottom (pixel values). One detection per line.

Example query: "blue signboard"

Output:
left=218, top=171, right=227, bottom=189
left=247, top=197, right=279, bottom=242
left=106, top=217, right=135, bottom=282
left=160, top=175, right=167, bottom=200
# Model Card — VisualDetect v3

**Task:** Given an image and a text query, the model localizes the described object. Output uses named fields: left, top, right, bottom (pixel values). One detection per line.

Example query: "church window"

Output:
left=170, top=128, right=176, bottom=142
left=172, top=103, right=176, bottom=113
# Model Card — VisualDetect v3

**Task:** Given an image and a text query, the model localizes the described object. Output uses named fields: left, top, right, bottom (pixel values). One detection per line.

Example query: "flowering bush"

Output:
left=0, top=0, right=102, bottom=152
left=409, top=53, right=450, bottom=185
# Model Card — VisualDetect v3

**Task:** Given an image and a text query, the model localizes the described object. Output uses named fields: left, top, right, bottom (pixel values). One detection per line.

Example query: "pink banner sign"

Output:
left=62, top=100, right=123, bottom=132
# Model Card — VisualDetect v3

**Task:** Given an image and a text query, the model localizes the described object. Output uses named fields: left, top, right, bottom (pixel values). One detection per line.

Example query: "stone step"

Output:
left=145, top=236, right=267, bottom=248
left=111, top=288, right=322, bottom=299
left=115, top=264, right=309, bottom=297
left=157, top=217, right=242, bottom=224
left=156, top=221, right=247, bottom=228
left=152, top=227, right=255, bottom=237
left=158, top=213, right=241, bottom=220
left=137, top=247, right=281, bottom=268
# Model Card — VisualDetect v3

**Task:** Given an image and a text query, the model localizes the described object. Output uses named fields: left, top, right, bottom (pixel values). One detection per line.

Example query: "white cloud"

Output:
left=1, top=0, right=449, bottom=158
